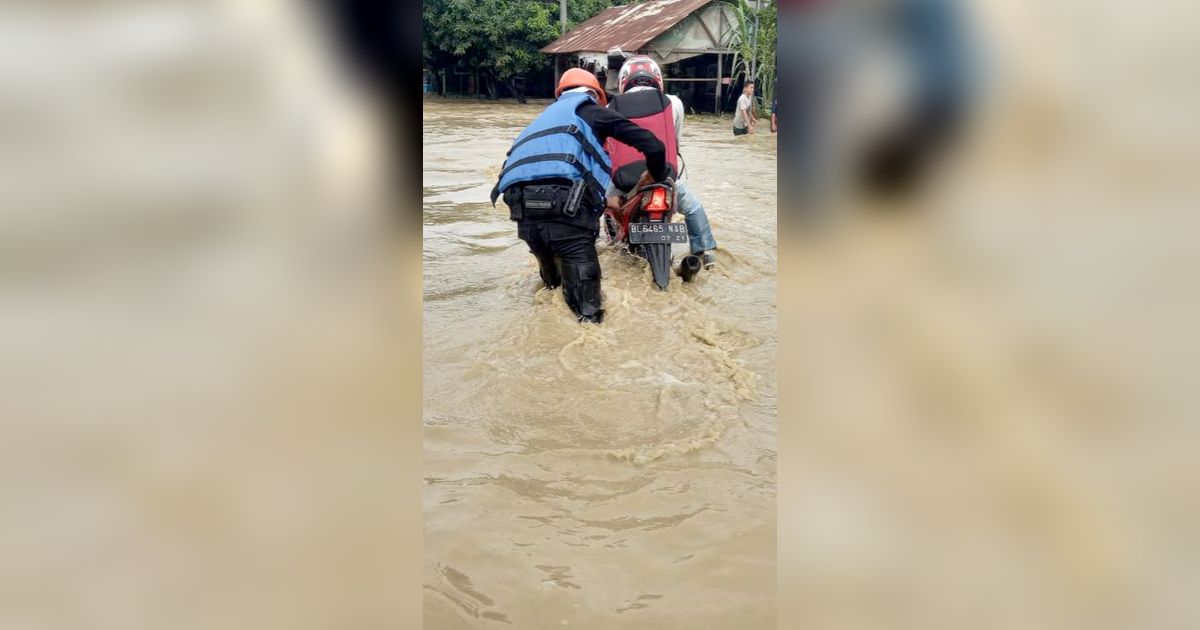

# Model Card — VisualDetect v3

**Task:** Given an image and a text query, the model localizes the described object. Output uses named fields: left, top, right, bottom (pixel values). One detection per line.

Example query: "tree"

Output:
left=569, top=0, right=620, bottom=26
left=423, top=0, right=558, bottom=102
left=423, top=0, right=622, bottom=102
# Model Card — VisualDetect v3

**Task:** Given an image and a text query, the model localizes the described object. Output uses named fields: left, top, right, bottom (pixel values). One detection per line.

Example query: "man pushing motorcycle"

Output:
left=604, top=55, right=719, bottom=268
left=491, top=68, right=667, bottom=324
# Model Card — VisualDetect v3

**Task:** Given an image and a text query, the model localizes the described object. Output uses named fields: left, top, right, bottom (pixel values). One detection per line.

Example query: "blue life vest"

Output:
left=490, top=92, right=612, bottom=207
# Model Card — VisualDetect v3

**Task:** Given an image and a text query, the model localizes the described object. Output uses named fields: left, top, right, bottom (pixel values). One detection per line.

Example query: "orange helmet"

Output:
left=555, top=68, right=607, bottom=106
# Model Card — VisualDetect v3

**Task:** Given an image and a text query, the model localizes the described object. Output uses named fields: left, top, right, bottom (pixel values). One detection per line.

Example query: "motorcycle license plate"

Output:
left=629, top=222, right=688, bottom=244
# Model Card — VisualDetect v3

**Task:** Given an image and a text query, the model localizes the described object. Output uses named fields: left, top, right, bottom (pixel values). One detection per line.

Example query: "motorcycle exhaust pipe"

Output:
left=677, top=254, right=702, bottom=282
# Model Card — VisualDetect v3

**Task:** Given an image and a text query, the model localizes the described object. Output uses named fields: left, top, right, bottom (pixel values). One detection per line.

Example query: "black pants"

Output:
left=517, top=220, right=603, bottom=323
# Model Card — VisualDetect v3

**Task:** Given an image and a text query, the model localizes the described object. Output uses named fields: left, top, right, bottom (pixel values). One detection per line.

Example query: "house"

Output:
left=541, top=0, right=753, bottom=113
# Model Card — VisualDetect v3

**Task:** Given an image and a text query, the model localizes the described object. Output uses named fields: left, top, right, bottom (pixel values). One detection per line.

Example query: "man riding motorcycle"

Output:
left=491, top=68, right=667, bottom=323
left=604, top=55, right=718, bottom=267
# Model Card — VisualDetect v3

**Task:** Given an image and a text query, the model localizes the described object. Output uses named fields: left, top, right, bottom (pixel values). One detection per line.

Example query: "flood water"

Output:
left=422, top=99, right=777, bottom=628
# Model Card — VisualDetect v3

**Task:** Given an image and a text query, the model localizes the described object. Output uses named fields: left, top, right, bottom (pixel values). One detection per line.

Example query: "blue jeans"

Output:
left=675, top=181, right=717, bottom=254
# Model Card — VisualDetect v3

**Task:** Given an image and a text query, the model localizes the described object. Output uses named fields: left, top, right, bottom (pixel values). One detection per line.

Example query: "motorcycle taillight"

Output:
left=644, top=188, right=669, bottom=211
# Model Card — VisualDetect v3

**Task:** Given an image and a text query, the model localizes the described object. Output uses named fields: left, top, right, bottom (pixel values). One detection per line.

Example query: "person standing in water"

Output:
left=733, top=80, right=757, bottom=136
left=491, top=68, right=666, bottom=323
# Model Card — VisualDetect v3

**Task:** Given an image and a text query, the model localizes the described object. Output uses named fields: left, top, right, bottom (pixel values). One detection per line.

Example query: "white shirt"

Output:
left=734, top=93, right=753, bottom=129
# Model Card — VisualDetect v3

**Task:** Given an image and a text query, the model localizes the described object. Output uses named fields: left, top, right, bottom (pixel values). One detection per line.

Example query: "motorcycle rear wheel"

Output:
left=640, top=242, right=672, bottom=290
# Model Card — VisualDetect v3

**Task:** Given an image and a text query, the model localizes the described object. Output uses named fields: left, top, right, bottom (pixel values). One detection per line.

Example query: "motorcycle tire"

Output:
left=641, top=242, right=672, bottom=291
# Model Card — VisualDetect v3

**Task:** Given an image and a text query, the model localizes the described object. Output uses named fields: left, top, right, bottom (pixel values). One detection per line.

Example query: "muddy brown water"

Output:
left=422, top=98, right=777, bottom=628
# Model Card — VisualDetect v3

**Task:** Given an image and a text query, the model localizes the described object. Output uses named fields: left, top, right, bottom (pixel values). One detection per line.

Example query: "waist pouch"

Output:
left=506, top=182, right=597, bottom=228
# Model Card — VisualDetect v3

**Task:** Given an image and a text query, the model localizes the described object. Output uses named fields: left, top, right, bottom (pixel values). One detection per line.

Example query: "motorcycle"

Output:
left=603, top=178, right=702, bottom=290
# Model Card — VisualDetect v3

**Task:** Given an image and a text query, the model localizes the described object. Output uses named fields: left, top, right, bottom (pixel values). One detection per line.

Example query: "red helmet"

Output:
left=618, top=55, right=663, bottom=93
left=556, top=68, right=607, bottom=106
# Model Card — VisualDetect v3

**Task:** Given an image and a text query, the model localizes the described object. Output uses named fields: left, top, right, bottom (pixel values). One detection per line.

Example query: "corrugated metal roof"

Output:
left=540, top=0, right=715, bottom=54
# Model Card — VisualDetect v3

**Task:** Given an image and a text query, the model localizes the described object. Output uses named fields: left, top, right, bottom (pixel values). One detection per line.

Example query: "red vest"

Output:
left=604, top=90, right=679, bottom=192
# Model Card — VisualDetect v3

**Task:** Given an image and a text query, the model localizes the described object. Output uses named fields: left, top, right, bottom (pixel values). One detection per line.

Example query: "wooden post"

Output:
left=557, top=1, right=567, bottom=98
left=715, top=53, right=722, bottom=114
left=554, top=55, right=562, bottom=94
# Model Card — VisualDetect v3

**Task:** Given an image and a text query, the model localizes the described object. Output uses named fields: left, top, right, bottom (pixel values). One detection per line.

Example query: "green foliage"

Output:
left=424, top=0, right=622, bottom=82
left=423, top=0, right=560, bottom=79
left=722, top=0, right=776, bottom=115
left=569, top=0, right=620, bottom=25
left=422, top=0, right=776, bottom=106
